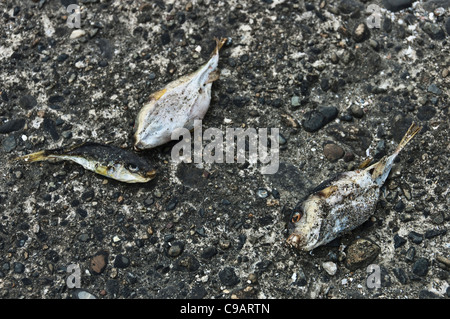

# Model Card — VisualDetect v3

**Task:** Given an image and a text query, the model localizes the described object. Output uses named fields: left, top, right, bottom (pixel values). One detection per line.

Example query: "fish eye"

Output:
left=291, top=211, right=303, bottom=223
left=127, top=164, right=139, bottom=172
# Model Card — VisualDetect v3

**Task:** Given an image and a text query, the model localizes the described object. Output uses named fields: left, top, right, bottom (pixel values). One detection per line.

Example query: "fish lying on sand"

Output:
left=133, top=38, right=227, bottom=151
left=286, top=122, right=422, bottom=251
left=16, top=142, right=156, bottom=183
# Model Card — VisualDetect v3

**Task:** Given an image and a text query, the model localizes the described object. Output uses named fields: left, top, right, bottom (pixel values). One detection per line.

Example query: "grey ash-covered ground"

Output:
left=0, top=0, right=449, bottom=299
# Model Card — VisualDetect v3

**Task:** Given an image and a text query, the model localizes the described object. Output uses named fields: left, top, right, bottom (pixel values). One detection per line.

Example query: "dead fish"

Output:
left=286, top=122, right=422, bottom=251
left=133, top=38, right=227, bottom=151
left=16, top=142, right=156, bottom=183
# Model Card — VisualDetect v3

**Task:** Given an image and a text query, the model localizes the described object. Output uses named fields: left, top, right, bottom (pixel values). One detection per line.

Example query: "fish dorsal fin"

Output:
left=211, top=37, right=227, bottom=57
left=316, top=185, right=338, bottom=198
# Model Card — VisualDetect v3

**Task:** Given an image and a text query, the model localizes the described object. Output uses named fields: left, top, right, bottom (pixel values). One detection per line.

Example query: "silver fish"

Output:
left=133, top=38, right=227, bottom=151
left=16, top=142, right=156, bottom=183
left=286, top=122, right=422, bottom=251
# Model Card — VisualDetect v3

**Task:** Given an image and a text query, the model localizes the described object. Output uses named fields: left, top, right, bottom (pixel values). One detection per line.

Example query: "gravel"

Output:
left=0, top=0, right=448, bottom=300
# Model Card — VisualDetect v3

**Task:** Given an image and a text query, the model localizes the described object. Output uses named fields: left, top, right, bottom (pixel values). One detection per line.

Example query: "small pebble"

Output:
left=168, top=244, right=183, bottom=257
left=72, top=289, right=97, bottom=299
left=344, top=238, right=380, bottom=271
left=322, top=261, right=337, bottom=276
left=323, top=143, right=344, bottom=162
left=257, top=188, right=269, bottom=198
left=394, top=234, right=407, bottom=248
left=2, top=136, right=16, bottom=153
left=291, top=96, right=301, bottom=107
left=90, top=251, right=108, bottom=274
left=350, top=105, right=364, bottom=118
left=13, top=262, right=25, bottom=274
left=408, top=231, right=423, bottom=244
left=352, top=23, right=370, bottom=42
left=405, top=246, right=416, bottom=262
left=69, top=29, right=86, bottom=39
left=113, top=254, right=130, bottom=268
left=412, top=257, right=429, bottom=277
left=0, top=119, right=25, bottom=134
left=219, top=267, right=240, bottom=287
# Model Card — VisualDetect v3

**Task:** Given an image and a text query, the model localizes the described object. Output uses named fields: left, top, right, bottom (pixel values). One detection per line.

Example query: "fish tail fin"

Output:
left=369, top=122, right=422, bottom=185
left=394, top=122, right=422, bottom=156
left=15, top=150, right=50, bottom=163
left=211, top=37, right=227, bottom=56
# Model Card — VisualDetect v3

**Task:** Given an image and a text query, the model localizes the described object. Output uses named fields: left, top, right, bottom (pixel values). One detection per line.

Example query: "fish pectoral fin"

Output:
left=206, top=69, right=220, bottom=84
left=150, top=88, right=167, bottom=101
left=316, top=185, right=338, bottom=198
left=358, top=157, right=373, bottom=169
left=94, top=165, right=109, bottom=177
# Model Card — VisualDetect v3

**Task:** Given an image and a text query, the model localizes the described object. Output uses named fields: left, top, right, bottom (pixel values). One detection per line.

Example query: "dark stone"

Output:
left=167, top=241, right=184, bottom=257
left=424, top=228, right=447, bottom=239
left=407, top=231, right=423, bottom=244
left=393, top=234, right=407, bottom=248
left=318, top=106, right=338, bottom=123
left=0, top=119, right=25, bottom=134
left=394, top=200, right=405, bottom=212
left=383, top=0, right=413, bottom=12
left=113, top=254, right=130, bottom=268
left=144, top=197, right=154, bottom=207
left=75, top=208, right=87, bottom=218
left=81, top=189, right=95, bottom=201
left=19, top=94, right=37, bottom=110
left=161, top=32, right=171, bottom=45
left=48, top=95, right=64, bottom=104
left=383, top=17, right=392, bottom=33
left=57, top=53, right=69, bottom=62
left=393, top=267, right=408, bottom=284
left=200, top=246, right=217, bottom=259
left=166, top=197, right=178, bottom=211
left=302, top=110, right=325, bottom=132
left=43, top=118, right=59, bottom=141
left=174, top=254, right=200, bottom=272
left=219, top=267, right=240, bottom=287
left=294, top=267, right=308, bottom=286
left=2, top=135, right=16, bottom=152
left=412, top=257, right=429, bottom=276
left=13, top=262, right=25, bottom=274
left=320, top=78, right=330, bottom=91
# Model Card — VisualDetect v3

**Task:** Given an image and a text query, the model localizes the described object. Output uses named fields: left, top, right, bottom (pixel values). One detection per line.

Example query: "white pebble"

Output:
left=322, top=261, right=337, bottom=276
left=70, top=29, right=86, bottom=39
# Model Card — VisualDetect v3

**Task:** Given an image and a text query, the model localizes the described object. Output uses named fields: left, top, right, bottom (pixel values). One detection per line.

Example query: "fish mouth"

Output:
left=286, top=233, right=304, bottom=250
left=144, top=169, right=157, bottom=180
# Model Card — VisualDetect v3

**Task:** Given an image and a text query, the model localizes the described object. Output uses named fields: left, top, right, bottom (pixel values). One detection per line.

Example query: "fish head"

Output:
left=286, top=196, right=323, bottom=251
left=98, top=158, right=156, bottom=183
